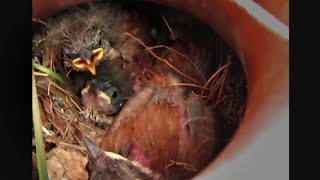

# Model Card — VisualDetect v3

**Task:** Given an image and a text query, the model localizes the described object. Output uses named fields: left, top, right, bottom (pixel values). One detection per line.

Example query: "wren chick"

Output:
left=32, top=1, right=154, bottom=76
left=81, top=75, right=125, bottom=128
left=80, top=133, right=162, bottom=180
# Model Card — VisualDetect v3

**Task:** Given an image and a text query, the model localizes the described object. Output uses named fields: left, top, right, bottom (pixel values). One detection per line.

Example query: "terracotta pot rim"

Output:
left=32, top=0, right=289, bottom=179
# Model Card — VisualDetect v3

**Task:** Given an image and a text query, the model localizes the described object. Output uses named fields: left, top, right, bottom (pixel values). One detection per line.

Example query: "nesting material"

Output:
left=32, top=1, right=247, bottom=179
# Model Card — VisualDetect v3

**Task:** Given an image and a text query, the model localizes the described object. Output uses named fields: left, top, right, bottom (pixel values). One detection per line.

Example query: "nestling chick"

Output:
left=81, top=134, right=162, bottom=180
left=32, top=1, right=153, bottom=76
left=100, top=74, right=218, bottom=179
left=80, top=55, right=155, bottom=128
left=81, top=75, right=125, bottom=128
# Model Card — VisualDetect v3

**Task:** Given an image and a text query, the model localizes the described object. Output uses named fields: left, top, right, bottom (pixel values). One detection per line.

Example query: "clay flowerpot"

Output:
left=33, top=0, right=289, bottom=179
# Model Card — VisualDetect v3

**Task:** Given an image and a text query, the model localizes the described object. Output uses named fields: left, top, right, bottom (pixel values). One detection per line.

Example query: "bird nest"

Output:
left=32, top=1, right=247, bottom=179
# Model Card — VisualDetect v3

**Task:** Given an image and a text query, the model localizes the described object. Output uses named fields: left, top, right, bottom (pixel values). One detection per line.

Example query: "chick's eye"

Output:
left=98, top=37, right=103, bottom=46
left=111, top=90, right=118, bottom=99
left=105, top=86, right=120, bottom=103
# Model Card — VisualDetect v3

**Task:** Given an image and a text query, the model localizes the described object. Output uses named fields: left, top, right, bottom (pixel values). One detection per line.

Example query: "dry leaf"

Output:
left=46, top=147, right=88, bottom=180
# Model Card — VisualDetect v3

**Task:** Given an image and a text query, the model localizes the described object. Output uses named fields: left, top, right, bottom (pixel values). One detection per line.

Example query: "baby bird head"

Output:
left=61, top=23, right=113, bottom=75
left=81, top=75, right=124, bottom=116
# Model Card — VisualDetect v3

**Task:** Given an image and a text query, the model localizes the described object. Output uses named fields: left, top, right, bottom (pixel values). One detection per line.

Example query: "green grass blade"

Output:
left=32, top=59, right=77, bottom=93
left=32, top=68, right=49, bottom=180
left=32, top=61, right=65, bottom=84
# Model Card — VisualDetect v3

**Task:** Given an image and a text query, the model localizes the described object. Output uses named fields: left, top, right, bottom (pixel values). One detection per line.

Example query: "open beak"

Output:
left=72, top=48, right=104, bottom=75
